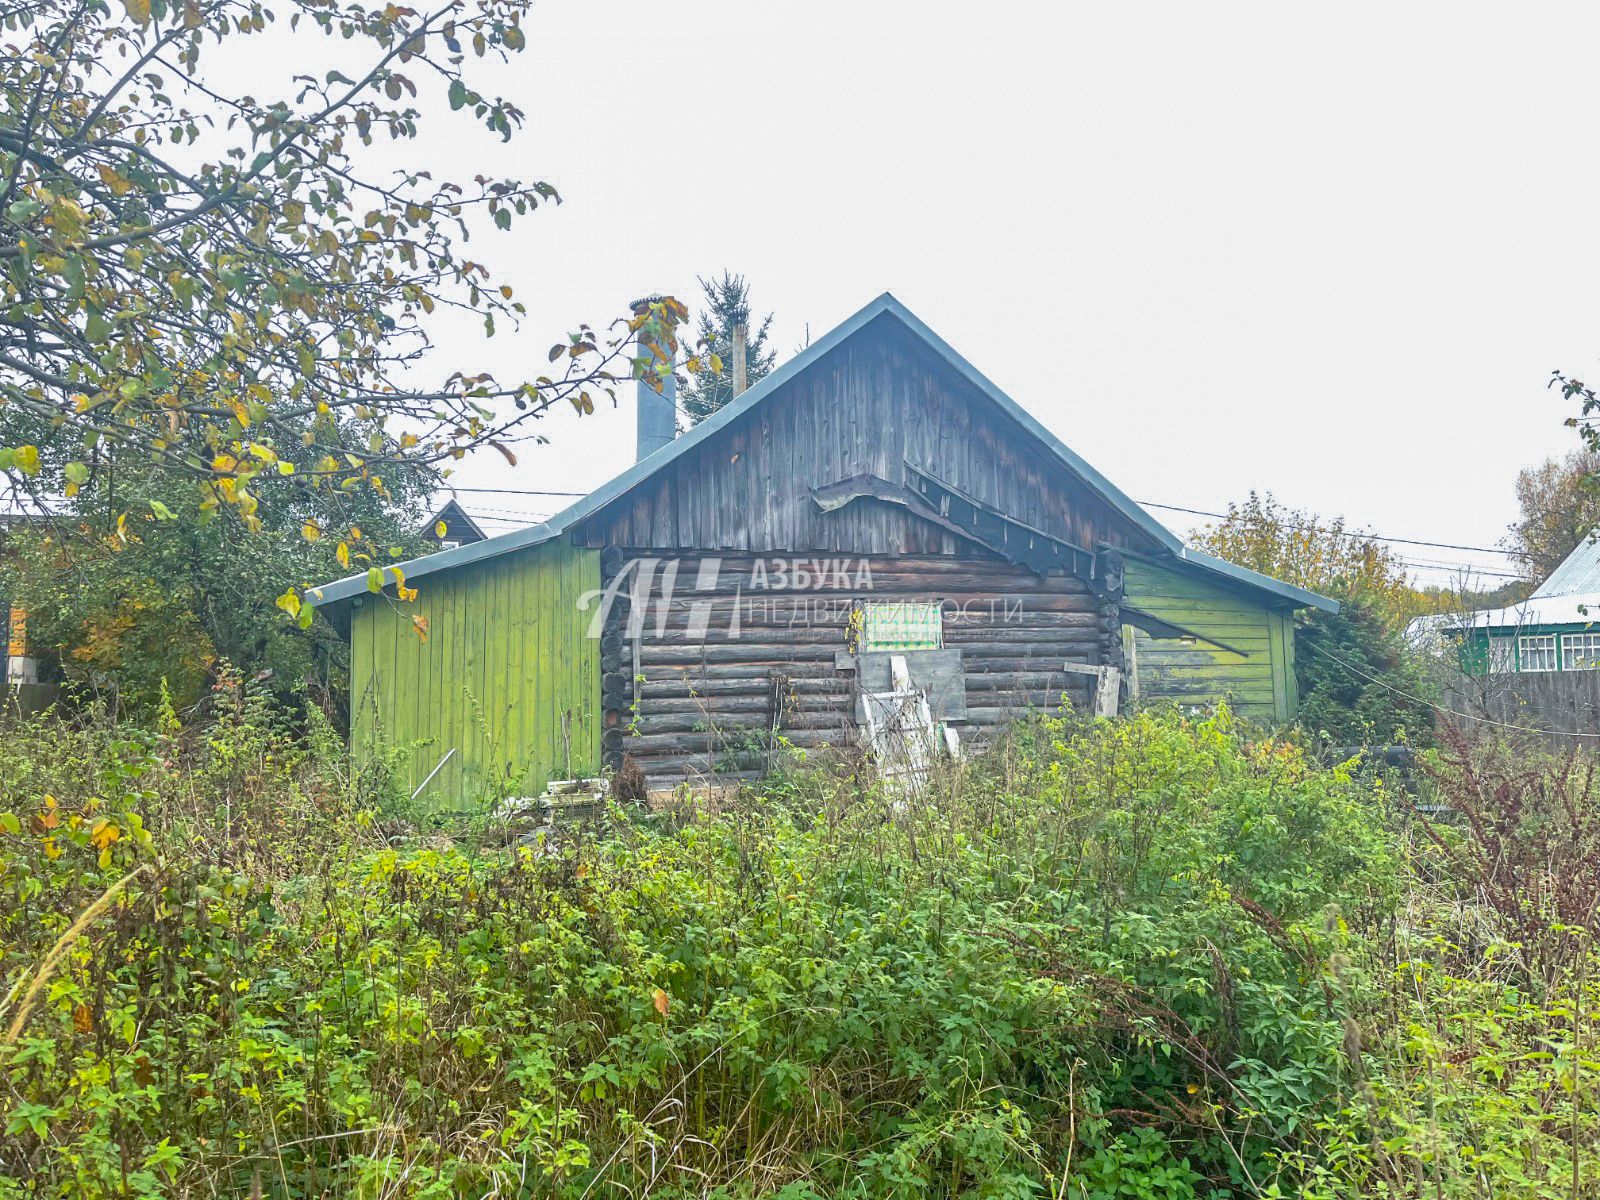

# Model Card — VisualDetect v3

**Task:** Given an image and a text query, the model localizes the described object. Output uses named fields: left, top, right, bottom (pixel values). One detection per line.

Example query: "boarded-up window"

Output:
left=859, top=601, right=943, bottom=652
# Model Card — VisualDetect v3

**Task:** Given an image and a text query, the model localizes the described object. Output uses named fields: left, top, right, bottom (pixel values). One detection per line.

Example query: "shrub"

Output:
left=0, top=704, right=1594, bottom=1198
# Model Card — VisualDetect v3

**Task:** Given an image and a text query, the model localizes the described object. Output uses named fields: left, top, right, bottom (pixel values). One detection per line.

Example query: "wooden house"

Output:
left=422, top=498, right=489, bottom=549
left=310, top=294, right=1334, bottom=808
left=1422, top=535, right=1600, bottom=674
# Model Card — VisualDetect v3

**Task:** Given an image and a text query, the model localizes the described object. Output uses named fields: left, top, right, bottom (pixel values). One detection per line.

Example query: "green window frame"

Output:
left=859, top=601, right=944, bottom=652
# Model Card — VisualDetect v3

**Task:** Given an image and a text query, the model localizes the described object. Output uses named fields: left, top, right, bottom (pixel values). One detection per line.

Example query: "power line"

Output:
left=1139, top=499, right=1513, bottom=557
left=446, top=485, right=587, bottom=498
left=1304, top=639, right=1600, bottom=740
left=441, top=485, right=1525, bottom=580
left=444, top=485, right=1518, bottom=559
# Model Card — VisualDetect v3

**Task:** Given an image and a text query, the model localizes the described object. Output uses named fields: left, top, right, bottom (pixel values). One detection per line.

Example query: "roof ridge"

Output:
left=310, top=292, right=1332, bottom=614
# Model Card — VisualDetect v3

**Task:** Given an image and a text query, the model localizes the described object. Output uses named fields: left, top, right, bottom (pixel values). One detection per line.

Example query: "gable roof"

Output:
left=1418, top=534, right=1599, bottom=633
left=1531, top=534, right=1600, bottom=599
left=423, top=497, right=489, bottom=544
left=310, top=293, right=1335, bottom=613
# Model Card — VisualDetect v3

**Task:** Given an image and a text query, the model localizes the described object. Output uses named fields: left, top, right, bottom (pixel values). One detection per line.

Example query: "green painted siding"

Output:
left=1462, top=626, right=1600, bottom=674
left=349, top=537, right=601, bottom=811
left=1123, top=558, right=1297, bottom=722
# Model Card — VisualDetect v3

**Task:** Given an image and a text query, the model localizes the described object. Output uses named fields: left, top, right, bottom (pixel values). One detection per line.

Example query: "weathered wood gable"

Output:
left=573, top=317, right=1166, bottom=560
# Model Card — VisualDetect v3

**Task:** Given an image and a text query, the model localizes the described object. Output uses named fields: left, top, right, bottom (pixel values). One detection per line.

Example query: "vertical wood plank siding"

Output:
left=349, top=538, right=601, bottom=810
left=574, top=323, right=1167, bottom=560
left=1122, top=557, right=1295, bottom=722
left=598, top=551, right=1116, bottom=782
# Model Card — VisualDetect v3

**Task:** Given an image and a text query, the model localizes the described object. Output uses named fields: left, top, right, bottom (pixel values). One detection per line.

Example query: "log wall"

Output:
left=597, top=548, right=1120, bottom=783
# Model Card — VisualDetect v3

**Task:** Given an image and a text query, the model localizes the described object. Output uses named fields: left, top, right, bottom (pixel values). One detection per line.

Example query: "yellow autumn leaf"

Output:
left=90, top=819, right=121, bottom=849
left=301, top=520, right=322, bottom=542
left=435, top=520, right=448, bottom=538
left=96, top=164, right=134, bottom=197
left=651, top=987, right=670, bottom=1017
left=336, top=541, right=350, bottom=568
left=410, top=614, right=429, bottom=642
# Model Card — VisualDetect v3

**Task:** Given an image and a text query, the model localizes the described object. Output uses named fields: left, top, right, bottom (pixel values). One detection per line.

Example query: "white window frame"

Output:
left=1487, top=636, right=1515, bottom=674
left=1562, top=632, right=1600, bottom=671
left=1518, top=634, right=1558, bottom=672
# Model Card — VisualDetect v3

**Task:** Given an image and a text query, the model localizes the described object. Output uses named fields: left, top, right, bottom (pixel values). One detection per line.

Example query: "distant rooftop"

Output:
left=1531, top=533, right=1600, bottom=598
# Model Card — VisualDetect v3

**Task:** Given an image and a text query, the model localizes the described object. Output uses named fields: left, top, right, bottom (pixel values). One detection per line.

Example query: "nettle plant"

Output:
left=0, top=0, right=704, bottom=618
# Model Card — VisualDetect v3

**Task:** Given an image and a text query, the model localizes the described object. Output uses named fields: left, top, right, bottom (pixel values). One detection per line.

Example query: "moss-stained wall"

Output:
left=1123, top=558, right=1298, bottom=723
left=349, top=537, right=601, bottom=811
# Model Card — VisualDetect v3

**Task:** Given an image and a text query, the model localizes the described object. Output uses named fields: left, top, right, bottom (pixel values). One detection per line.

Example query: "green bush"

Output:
left=0, top=704, right=1595, bottom=1198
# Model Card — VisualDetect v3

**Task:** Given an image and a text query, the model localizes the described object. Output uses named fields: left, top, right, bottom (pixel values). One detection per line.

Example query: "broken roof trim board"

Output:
left=308, top=292, right=1336, bottom=614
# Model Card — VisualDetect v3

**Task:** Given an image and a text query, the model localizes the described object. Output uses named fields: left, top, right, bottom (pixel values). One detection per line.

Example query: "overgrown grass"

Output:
left=1, top=694, right=1596, bottom=1198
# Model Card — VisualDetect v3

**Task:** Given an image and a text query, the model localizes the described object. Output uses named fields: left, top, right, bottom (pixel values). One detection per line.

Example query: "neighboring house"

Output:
left=423, top=498, right=489, bottom=550
left=1425, top=536, right=1600, bottom=674
left=1, top=510, right=54, bottom=710
left=310, top=293, right=1335, bottom=808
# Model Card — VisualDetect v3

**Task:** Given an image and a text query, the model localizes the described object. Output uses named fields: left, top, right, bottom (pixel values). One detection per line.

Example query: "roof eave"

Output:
left=307, top=520, right=558, bottom=607
left=1176, top=546, right=1341, bottom=613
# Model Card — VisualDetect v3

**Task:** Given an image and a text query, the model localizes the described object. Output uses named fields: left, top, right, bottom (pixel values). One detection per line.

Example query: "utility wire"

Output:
left=441, top=484, right=1518, bottom=559
left=1138, top=499, right=1513, bottom=557
left=1303, top=638, right=1600, bottom=740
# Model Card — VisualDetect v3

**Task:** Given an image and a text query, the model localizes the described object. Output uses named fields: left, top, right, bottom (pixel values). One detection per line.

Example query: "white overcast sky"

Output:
left=360, top=1, right=1600, bottom=587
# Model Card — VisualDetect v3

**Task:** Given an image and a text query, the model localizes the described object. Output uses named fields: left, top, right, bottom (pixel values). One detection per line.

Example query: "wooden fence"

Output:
left=1442, top=670, right=1600, bottom=749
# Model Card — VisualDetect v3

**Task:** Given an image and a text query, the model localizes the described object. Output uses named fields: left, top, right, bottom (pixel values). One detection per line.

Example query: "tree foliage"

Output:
left=1193, top=491, right=1437, bottom=743
left=1192, top=491, right=1417, bottom=622
left=0, top=456, right=419, bottom=712
left=678, top=272, right=776, bottom=425
left=0, top=0, right=688, bottom=579
left=1503, top=448, right=1600, bottom=583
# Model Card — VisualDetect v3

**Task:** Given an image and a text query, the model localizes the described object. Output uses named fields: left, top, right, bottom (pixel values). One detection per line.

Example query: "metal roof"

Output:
left=1422, top=595, right=1600, bottom=632
left=1173, top=546, right=1339, bottom=613
left=309, top=292, right=1336, bottom=614
left=1531, top=535, right=1600, bottom=598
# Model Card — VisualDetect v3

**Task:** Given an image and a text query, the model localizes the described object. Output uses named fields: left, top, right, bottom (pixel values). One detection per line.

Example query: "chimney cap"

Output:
left=629, top=293, right=669, bottom=316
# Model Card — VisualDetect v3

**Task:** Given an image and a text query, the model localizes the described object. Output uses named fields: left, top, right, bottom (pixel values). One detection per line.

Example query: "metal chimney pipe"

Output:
left=630, top=295, right=677, bottom=462
left=732, top=322, right=749, bottom=399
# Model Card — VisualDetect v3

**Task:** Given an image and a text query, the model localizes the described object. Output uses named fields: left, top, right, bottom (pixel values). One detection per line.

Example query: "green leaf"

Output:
left=64, top=461, right=89, bottom=485
left=149, top=499, right=177, bottom=520
left=448, top=79, right=468, bottom=110
left=366, top=567, right=383, bottom=593
left=493, top=208, right=511, bottom=231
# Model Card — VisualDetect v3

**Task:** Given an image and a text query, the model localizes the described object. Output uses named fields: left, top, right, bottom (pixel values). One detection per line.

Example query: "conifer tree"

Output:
left=680, top=273, right=777, bottom=424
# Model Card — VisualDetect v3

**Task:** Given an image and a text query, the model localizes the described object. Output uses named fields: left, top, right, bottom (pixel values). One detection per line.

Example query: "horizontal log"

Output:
left=640, top=676, right=846, bottom=700
left=637, top=694, right=852, bottom=717
left=636, top=662, right=845, bottom=684
left=630, top=711, right=858, bottom=737
left=948, top=655, right=1099, bottom=673
left=955, top=640, right=1101, bottom=658
left=945, top=610, right=1104, bottom=628
left=638, top=644, right=839, bottom=666
left=621, top=727, right=851, bottom=758
left=964, top=671, right=1095, bottom=691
